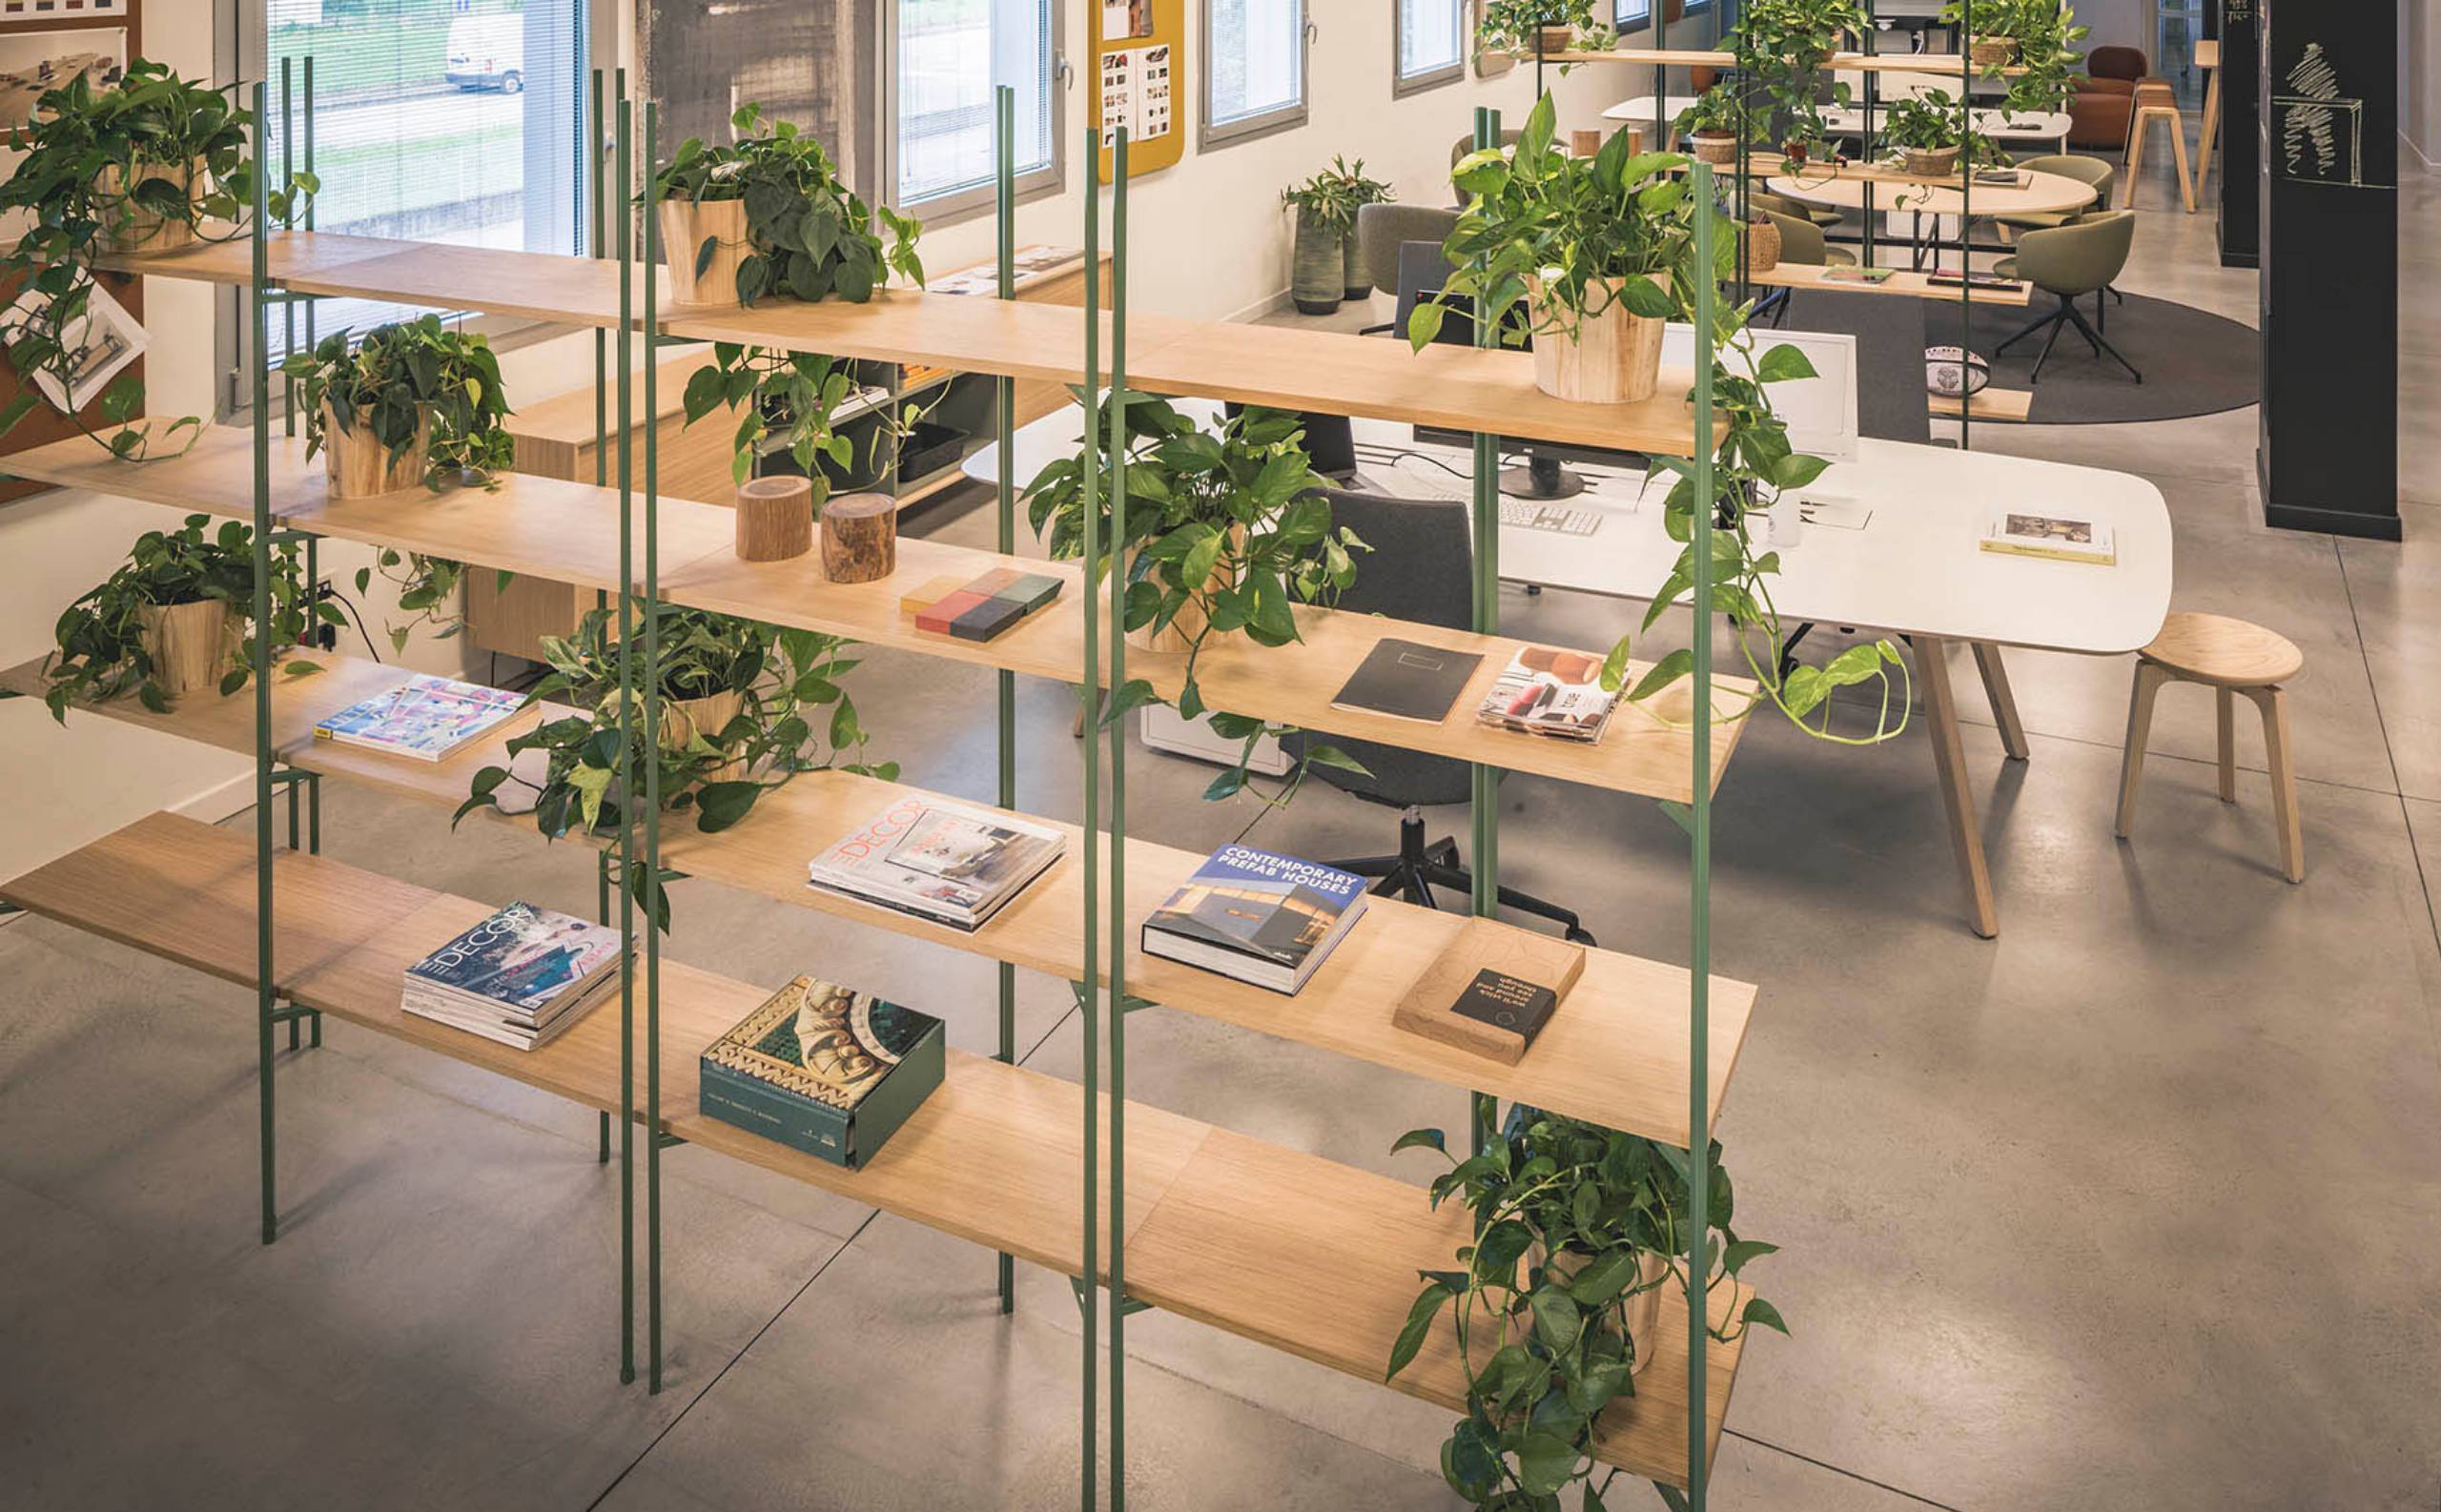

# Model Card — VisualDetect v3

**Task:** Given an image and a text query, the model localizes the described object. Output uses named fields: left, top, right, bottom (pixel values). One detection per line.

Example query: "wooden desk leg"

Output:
left=1919, top=636, right=2000, bottom=939
left=1972, top=642, right=2030, bottom=762
left=2194, top=69, right=2222, bottom=201
left=2170, top=113, right=2196, bottom=213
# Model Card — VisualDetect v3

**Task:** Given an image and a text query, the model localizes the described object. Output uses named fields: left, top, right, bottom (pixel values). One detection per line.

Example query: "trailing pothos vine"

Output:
left=0, top=59, right=315, bottom=460
left=1387, top=1104, right=1783, bottom=1511
left=281, top=316, right=518, bottom=651
left=1025, top=392, right=1370, bottom=806
left=454, top=604, right=888, bottom=930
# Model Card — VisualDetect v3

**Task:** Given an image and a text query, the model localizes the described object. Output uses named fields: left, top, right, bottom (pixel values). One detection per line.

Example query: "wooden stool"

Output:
left=2191, top=39, right=2222, bottom=204
left=2115, top=612, right=2306, bottom=882
left=2123, top=85, right=2196, bottom=213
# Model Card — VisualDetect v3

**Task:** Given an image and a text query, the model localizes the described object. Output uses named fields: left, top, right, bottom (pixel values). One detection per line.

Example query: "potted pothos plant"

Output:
left=455, top=604, right=887, bottom=927
left=1024, top=392, right=1369, bottom=804
left=1475, top=0, right=1600, bottom=57
left=0, top=58, right=314, bottom=460
left=1944, top=0, right=2021, bottom=67
left=1674, top=85, right=1746, bottom=166
left=1877, top=92, right=1971, bottom=177
left=280, top=315, right=517, bottom=652
left=1998, top=1, right=2089, bottom=115
left=1387, top=1104, right=1785, bottom=1510
left=650, top=103, right=922, bottom=310
left=1729, top=0, right=1867, bottom=166
left=37, top=514, right=322, bottom=721
left=1415, top=97, right=1693, bottom=405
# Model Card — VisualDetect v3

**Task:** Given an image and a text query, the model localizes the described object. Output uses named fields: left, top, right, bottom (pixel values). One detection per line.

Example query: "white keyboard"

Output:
left=1500, top=500, right=1604, bottom=537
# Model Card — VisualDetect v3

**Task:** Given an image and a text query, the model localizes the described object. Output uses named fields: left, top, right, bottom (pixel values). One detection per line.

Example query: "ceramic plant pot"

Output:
left=320, top=400, right=431, bottom=499
left=1290, top=205, right=1343, bottom=316
left=1528, top=273, right=1668, bottom=404
left=1342, top=228, right=1370, bottom=301
left=135, top=597, right=236, bottom=698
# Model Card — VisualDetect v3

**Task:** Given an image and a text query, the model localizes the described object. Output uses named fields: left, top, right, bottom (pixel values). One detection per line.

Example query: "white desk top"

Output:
left=966, top=405, right=2171, bottom=656
left=1820, top=106, right=2071, bottom=140
left=1601, top=94, right=1701, bottom=123
left=1766, top=165, right=2098, bottom=215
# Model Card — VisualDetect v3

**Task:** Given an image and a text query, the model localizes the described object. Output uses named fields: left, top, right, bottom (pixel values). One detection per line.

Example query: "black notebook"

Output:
left=1330, top=639, right=1485, bottom=725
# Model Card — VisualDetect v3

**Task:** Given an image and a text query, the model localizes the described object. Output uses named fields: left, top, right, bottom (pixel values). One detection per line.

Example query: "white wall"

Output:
left=2074, top=0, right=2147, bottom=55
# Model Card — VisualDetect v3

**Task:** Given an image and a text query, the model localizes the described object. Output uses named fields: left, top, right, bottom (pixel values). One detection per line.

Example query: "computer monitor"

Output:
left=1221, top=402, right=1357, bottom=480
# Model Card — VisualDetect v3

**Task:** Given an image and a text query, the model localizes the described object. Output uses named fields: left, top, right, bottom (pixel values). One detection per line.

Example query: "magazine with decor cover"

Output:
left=403, top=902, right=627, bottom=1016
left=699, top=975, right=946, bottom=1168
left=1474, top=644, right=1618, bottom=744
left=1141, top=845, right=1369, bottom=993
left=807, top=794, right=1064, bottom=929
left=314, top=673, right=527, bottom=761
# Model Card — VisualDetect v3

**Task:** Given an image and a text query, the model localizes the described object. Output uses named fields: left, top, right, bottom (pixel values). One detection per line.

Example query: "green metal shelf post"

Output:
left=1105, top=124, right=1132, bottom=1512
left=1467, top=104, right=1502, bottom=1157
left=643, top=101, right=668, bottom=1397
left=1686, top=162, right=1720, bottom=1512
left=992, top=82, right=1020, bottom=1318
left=249, top=81, right=277, bottom=1248
left=1077, top=92, right=1104, bottom=1512
left=612, top=87, right=638, bottom=1390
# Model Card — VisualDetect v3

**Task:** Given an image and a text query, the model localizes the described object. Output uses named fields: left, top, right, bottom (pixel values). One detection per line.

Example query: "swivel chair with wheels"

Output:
left=1282, top=486, right=1593, bottom=945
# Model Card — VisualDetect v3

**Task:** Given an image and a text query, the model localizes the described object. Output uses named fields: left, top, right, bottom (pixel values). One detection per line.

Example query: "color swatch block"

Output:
left=904, top=566, right=1066, bottom=643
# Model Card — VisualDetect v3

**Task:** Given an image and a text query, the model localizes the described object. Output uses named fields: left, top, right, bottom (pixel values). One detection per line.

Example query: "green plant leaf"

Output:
left=1390, top=1127, right=1447, bottom=1157
left=1385, top=1280, right=1451, bottom=1381
left=1741, top=1297, right=1789, bottom=1335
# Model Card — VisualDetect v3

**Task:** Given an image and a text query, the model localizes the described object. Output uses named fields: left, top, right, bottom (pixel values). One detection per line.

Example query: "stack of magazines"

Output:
left=1475, top=644, right=1619, bottom=744
left=314, top=673, right=526, bottom=762
left=401, top=901, right=629, bottom=1050
left=807, top=795, right=1064, bottom=931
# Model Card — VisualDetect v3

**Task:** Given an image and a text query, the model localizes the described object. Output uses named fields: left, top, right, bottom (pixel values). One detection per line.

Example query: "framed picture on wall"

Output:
left=1, top=277, right=145, bottom=415
left=0, top=0, right=130, bottom=19
left=0, top=26, right=123, bottom=132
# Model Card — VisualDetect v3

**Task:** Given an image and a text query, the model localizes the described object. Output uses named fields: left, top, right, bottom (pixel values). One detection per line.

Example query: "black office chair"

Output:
left=1282, top=487, right=1594, bottom=945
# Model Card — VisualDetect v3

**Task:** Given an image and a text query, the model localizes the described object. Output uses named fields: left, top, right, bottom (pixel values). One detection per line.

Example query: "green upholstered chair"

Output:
left=1760, top=206, right=1857, bottom=267
left=1993, top=209, right=2140, bottom=382
left=1748, top=186, right=1842, bottom=231
left=1353, top=204, right=1460, bottom=335
left=1998, top=153, right=2112, bottom=234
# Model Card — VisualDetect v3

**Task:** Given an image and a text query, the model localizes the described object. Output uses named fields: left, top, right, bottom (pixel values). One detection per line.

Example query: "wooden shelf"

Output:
left=1568, top=48, right=2020, bottom=75
left=102, top=233, right=1712, bottom=457
left=6, top=650, right=1755, bottom=1148
left=1749, top=262, right=2033, bottom=307
left=1126, top=1127, right=1747, bottom=1485
left=1931, top=386, right=2033, bottom=422
left=0, top=426, right=1749, bottom=805
left=0, top=810, right=1746, bottom=1488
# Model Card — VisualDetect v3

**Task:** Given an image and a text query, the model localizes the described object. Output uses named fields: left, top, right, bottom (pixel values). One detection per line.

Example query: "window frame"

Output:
left=217, top=0, right=609, bottom=419
left=1393, top=0, right=1467, bottom=97
left=880, top=0, right=1070, bottom=230
left=1199, top=0, right=1309, bottom=152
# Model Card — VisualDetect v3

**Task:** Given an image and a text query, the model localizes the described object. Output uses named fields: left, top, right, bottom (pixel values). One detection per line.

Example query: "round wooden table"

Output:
left=1765, top=166, right=2101, bottom=218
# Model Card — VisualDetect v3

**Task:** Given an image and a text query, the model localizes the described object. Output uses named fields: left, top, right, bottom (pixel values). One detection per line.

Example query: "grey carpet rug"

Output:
left=1917, top=290, right=2260, bottom=424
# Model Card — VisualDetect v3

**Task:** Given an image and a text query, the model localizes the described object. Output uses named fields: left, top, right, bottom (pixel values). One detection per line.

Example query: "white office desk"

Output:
left=967, top=406, right=2172, bottom=938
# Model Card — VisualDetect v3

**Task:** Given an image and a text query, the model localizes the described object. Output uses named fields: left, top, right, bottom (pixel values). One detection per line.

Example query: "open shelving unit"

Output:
left=11, top=67, right=1768, bottom=1511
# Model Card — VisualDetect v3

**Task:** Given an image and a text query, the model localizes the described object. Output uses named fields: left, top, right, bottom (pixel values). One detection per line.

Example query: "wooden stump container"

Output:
left=1123, top=538, right=1237, bottom=653
left=662, top=197, right=750, bottom=308
left=104, top=157, right=203, bottom=255
left=734, top=475, right=813, bottom=562
left=661, top=687, right=748, bottom=784
left=1569, top=128, right=1604, bottom=159
left=1501, top=1247, right=1672, bottom=1379
left=819, top=491, right=897, bottom=582
left=1289, top=206, right=1342, bottom=317
left=136, top=598, right=235, bottom=698
left=321, top=400, right=431, bottom=499
left=1528, top=274, right=1668, bottom=405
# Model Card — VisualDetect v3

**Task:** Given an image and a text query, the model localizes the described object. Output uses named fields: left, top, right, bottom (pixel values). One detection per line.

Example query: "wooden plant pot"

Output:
left=1691, top=130, right=1739, bottom=165
left=662, top=196, right=750, bottom=309
left=1536, top=24, right=1576, bottom=54
left=1902, top=144, right=1961, bottom=177
left=734, top=475, right=813, bottom=562
left=321, top=400, right=431, bottom=499
left=820, top=491, right=897, bottom=582
left=1528, top=274, right=1668, bottom=405
left=1970, top=35, right=2019, bottom=68
left=103, top=156, right=204, bottom=255
left=136, top=597, right=236, bottom=699
left=661, top=687, right=748, bottom=786
left=1342, top=229, right=1370, bottom=301
left=1504, top=1247, right=1672, bottom=1379
left=1741, top=215, right=1781, bottom=275
left=1122, top=539, right=1236, bottom=654
left=1290, top=206, right=1342, bottom=317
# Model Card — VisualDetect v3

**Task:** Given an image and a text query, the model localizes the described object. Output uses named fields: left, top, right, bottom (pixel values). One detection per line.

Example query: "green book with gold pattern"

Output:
left=699, top=976, right=944, bottom=1170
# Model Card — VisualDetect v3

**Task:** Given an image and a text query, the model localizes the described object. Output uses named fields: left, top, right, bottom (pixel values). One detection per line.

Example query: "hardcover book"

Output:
left=1475, top=644, right=1618, bottom=744
left=314, top=674, right=526, bottom=762
left=1141, top=845, right=1368, bottom=994
left=1979, top=510, right=2117, bottom=565
left=807, top=795, right=1064, bottom=930
left=1329, top=638, right=1484, bottom=725
left=1393, top=916, right=1588, bottom=1066
left=698, top=976, right=946, bottom=1169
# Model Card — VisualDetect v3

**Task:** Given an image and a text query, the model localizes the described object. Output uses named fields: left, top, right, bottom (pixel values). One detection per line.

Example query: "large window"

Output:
left=1395, top=0, right=1466, bottom=95
left=1201, top=0, right=1305, bottom=148
left=891, top=0, right=1062, bottom=218
left=1616, top=0, right=1712, bottom=27
left=244, top=0, right=593, bottom=370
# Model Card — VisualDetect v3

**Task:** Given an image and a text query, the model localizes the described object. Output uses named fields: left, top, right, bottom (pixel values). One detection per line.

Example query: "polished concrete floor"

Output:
left=4, top=146, right=2438, bottom=1510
